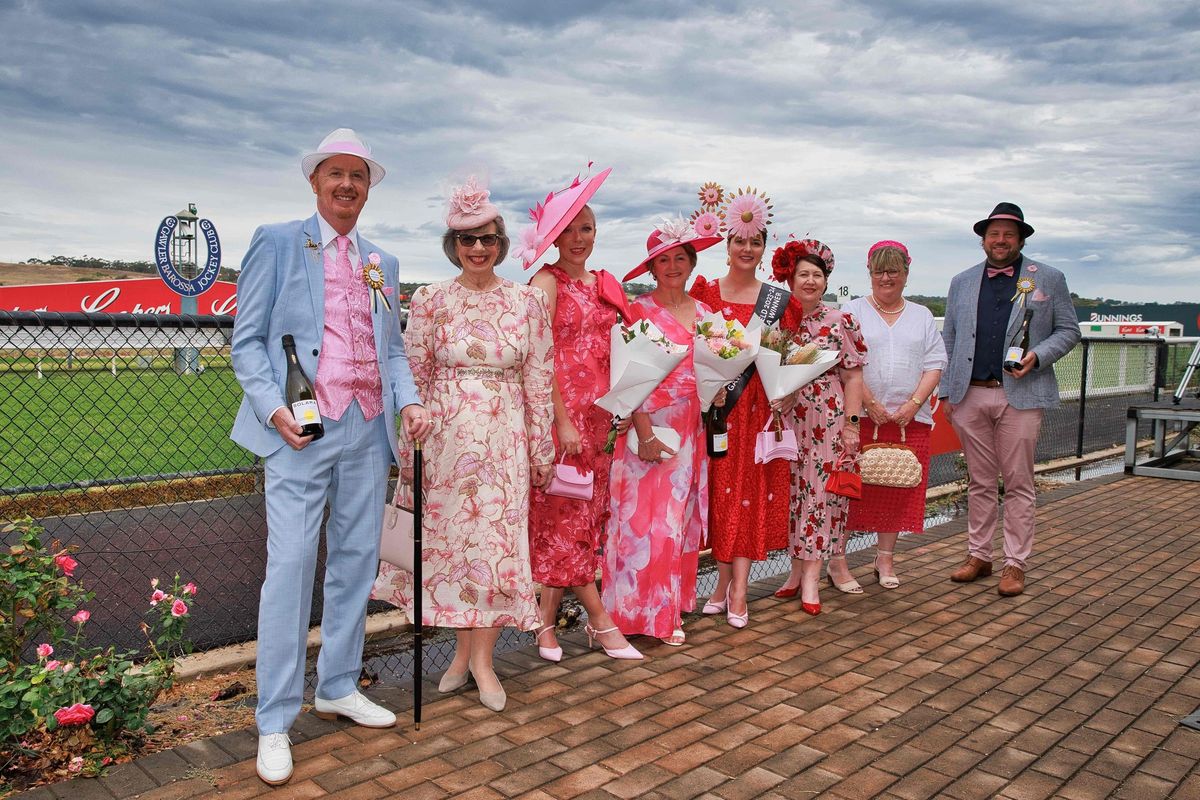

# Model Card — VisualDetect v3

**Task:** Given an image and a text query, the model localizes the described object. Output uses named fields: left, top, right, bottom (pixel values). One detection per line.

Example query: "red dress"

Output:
left=528, top=265, right=619, bottom=587
left=688, top=277, right=789, bottom=561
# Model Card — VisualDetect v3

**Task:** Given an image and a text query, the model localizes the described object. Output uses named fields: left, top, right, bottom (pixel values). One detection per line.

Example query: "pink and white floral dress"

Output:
left=372, top=278, right=553, bottom=630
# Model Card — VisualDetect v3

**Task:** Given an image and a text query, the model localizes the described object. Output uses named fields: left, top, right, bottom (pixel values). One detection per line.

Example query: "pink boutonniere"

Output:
left=383, top=286, right=395, bottom=297
left=1027, top=264, right=1038, bottom=273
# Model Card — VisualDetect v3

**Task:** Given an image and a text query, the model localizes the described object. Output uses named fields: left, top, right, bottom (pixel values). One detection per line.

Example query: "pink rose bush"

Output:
left=53, top=703, right=95, bottom=727
left=71, top=610, right=90, bottom=625
left=37, top=643, right=54, bottom=659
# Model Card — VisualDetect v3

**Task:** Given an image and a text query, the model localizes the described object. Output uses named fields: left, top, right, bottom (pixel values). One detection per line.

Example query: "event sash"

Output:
left=718, top=283, right=790, bottom=417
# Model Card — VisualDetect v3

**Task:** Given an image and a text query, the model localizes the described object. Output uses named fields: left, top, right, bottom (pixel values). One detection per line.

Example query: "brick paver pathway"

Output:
left=21, top=475, right=1200, bottom=799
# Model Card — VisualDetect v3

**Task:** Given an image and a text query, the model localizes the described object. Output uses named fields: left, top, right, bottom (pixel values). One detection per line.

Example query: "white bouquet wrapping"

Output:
left=692, top=311, right=761, bottom=412
left=594, top=319, right=689, bottom=452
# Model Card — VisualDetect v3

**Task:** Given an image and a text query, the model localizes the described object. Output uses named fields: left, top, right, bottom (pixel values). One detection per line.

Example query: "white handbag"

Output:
left=378, top=486, right=415, bottom=572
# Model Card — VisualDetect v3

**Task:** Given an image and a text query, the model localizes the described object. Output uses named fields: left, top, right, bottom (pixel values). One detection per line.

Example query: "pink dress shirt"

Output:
left=314, top=232, right=383, bottom=421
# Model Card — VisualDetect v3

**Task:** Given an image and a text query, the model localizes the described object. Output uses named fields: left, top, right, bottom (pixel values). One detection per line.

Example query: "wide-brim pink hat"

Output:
left=301, top=128, right=385, bottom=187
left=514, top=166, right=612, bottom=269
left=622, top=222, right=722, bottom=282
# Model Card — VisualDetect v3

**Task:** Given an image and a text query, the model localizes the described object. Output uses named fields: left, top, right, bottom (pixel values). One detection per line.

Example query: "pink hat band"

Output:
left=322, top=140, right=370, bottom=157
left=867, top=240, right=910, bottom=266
left=301, top=128, right=385, bottom=187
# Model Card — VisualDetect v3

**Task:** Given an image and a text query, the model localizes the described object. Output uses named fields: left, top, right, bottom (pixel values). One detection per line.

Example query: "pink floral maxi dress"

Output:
left=602, top=295, right=709, bottom=638
left=372, top=279, right=553, bottom=630
left=781, top=301, right=869, bottom=561
left=528, top=266, right=618, bottom=587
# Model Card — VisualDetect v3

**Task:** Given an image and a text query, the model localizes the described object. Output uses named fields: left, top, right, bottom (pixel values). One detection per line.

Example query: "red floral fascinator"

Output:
left=771, top=238, right=835, bottom=284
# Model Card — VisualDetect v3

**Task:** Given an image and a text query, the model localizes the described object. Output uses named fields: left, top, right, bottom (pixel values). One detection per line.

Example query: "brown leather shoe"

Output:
left=950, top=557, right=993, bottom=583
left=998, top=565, right=1026, bottom=596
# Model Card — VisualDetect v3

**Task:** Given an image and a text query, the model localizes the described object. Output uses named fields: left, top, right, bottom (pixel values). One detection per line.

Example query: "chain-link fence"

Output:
left=2, top=311, right=1195, bottom=667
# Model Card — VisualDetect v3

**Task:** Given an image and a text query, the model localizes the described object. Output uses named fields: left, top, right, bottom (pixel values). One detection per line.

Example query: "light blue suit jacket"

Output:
left=939, top=257, right=1080, bottom=409
left=229, top=213, right=420, bottom=462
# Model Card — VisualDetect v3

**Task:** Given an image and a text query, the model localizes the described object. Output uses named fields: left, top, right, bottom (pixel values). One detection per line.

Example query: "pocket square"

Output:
left=383, top=286, right=395, bottom=297
left=1031, top=289, right=1049, bottom=302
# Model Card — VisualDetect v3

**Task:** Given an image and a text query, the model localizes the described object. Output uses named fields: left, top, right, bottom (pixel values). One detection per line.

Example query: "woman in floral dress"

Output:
left=524, top=191, right=640, bottom=661
left=372, top=178, right=553, bottom=712
left=688, top=184, right=789, bottom=629
left=603, top=221, right=721, bottom=645
left=771, top=239, right=867, bottom=615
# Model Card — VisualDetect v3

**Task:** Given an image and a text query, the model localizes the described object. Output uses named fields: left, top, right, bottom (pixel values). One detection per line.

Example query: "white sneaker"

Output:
left=313, top=690, right=397, bottom=728
left=256, top=733, right=293, bottom=785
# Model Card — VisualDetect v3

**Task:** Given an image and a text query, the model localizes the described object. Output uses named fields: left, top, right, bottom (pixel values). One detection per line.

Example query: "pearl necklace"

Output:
left=870, top=295, right=905, bottom=315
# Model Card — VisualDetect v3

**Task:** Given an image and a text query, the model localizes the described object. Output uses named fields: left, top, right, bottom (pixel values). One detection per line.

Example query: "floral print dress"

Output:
left=602, top=295, right=710, bottom=638
left=372, top=278, right=553, bottom=630
left=781, top=301, right=868, bottom=561
left=528, top=265, right=619, bottom=587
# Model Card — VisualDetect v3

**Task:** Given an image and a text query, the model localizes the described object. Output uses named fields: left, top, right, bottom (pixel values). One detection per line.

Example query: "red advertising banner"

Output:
left=0, top=278, right=237, bottom=316
left=929, top=401, right=962, bottom=456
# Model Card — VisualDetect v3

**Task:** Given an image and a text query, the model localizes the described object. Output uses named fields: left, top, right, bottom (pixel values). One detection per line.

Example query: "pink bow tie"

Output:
left=986, top=265, right=1014, bottom=278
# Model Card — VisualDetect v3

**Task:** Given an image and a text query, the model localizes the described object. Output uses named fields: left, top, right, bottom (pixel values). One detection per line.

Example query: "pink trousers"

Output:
left=949, top=386, right=1043, bottom=570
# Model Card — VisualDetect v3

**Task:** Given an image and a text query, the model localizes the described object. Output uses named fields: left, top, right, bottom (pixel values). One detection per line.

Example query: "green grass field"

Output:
left=0, top=361, right=253, bottom=489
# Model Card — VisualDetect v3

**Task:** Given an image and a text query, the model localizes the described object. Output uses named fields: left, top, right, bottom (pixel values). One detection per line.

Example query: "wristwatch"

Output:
left=847, top=414, right=860, bottom=425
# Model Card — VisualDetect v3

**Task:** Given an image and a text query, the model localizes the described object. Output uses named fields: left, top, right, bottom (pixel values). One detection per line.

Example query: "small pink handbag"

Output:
left=546, top=454, right=594, bottom=501
left=754, top=411, right=799, bottom=464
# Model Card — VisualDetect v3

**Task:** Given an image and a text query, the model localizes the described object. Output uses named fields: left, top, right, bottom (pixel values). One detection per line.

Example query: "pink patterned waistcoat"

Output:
left=314, top=235, right=383, bottom=421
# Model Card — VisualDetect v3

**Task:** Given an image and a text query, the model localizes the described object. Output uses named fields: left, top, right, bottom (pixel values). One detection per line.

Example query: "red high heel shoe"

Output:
left=774, top=585, right=800, bottom=599
left=801, top=601, right=821, bottom=616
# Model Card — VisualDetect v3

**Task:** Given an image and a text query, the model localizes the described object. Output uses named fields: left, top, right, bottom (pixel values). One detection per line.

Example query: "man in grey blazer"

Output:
left=939, top=203, right=1080, bottom=597
left=230, top=129, right=430, bottom=784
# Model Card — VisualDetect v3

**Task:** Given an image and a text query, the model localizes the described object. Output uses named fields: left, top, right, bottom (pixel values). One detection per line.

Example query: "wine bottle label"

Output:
left=1004, top=346, right=1024, bottom=364
left=291, top=399, right=320, bottom=425
left=712, top=432, right=728, bottom=452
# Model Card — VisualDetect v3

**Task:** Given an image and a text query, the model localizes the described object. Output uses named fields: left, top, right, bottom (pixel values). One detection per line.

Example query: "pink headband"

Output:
left=867, top=240, right=910, bottom=267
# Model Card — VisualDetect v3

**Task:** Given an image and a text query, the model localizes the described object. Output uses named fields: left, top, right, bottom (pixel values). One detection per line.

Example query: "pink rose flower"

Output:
left=150, top=589, right=166, bottom=606
left=368, top=252, right=381, bottom=266
left=150, top=577, right=159, bottom=588
left=68, top=756, right=84, bottom=774
left=171, top=599, right=189, bottom=617
left=53, top=703, right=95, bottom=727
left=45, top=660, right=61, bottom=671
left=183, top=582, right=198, bottom=596
left=37, top=643, right=53, bottom=659
left=61, top=663, right=73, bottom=673
left=54, top=554, right=78, bottom=577
left=71, top=609, right=91, bottom=625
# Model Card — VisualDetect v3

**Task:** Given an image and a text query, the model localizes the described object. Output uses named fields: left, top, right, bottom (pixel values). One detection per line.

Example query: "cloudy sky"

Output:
left=1, top=0, right=1197, bottom=302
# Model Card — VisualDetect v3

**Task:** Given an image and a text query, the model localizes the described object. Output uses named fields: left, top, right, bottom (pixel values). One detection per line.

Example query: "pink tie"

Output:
left=986, top=265, right=1014, bottom=278
left=336, top=235, right=352, bottom=277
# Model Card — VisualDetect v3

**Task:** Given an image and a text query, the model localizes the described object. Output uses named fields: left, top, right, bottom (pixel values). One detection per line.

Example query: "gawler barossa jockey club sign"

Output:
left=154, top=213, right=222, bottom=297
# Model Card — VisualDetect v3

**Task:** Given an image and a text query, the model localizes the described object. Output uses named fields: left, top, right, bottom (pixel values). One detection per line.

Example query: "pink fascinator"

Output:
left=512, top=165, right=612, bottom=269
left=867, top=240, right=911, bottom=266
left=445, top=176, right=500, bottom=231
left=721, top=187, right=773, bottom=240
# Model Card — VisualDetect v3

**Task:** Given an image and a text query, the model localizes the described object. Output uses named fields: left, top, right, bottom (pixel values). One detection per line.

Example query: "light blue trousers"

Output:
left=254, top=401, right=391, bottom=735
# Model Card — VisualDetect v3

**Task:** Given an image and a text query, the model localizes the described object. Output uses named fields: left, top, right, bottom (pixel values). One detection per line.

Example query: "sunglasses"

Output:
left=456, top=233, right=503, bottom=248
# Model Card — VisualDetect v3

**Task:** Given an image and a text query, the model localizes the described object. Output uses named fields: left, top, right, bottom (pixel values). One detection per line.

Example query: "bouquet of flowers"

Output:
left=693, top=311, right=760, bottom=412
left=595, top=319, right=689, bottom=452
left=751, top=319, right=839, bottom=402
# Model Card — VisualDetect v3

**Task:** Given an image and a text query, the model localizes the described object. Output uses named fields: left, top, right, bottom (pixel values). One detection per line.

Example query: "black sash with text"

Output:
left=717, top=283, right=790, bottom=419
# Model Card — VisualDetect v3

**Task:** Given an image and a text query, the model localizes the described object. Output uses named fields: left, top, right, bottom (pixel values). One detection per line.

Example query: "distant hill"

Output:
left=0, top=261, right=148, bottom=286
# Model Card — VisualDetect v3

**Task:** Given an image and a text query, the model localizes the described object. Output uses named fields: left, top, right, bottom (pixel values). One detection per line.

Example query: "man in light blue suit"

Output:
left=230, top=128, right=430, bottom=785
left=939, top=202, right=1079, bottom=598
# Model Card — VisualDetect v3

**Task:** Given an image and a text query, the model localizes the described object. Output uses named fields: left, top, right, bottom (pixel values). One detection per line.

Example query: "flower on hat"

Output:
left=722, top=187, right=773, bottom=240
left=656, top=216, right=695, bottom=244
left=772, top=238, right=835, bottom=283
left=690, top=210, right=725, bottom=238
left=698, top=182, right=725, bottom=210
left=448, top=176, right=491, bottom=218
left=511, top=224, right=546, bottom=268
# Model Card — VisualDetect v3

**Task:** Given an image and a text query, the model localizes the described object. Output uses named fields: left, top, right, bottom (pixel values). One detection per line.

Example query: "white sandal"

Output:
left=874, top=550, right=900, bottom=589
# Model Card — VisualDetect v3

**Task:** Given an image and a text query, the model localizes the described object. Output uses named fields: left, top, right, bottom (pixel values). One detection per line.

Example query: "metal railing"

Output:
left=1, top=311, right=1194, bottom=655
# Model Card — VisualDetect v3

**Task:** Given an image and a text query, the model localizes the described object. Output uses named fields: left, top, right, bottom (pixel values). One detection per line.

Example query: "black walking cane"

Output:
left=412, top=439, right=423, bottom=730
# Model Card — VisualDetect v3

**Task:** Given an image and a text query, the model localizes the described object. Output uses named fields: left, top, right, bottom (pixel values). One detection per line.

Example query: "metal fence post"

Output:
left=1075, top=339, right=1091, bottom=480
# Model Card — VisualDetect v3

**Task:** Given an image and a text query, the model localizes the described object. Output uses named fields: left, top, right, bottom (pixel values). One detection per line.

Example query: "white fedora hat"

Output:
left=301, top=128, right=385, bottom=187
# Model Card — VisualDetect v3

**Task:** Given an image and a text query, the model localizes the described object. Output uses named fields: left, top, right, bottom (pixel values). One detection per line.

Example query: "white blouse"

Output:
left=842, top=297, right=947, bottom=425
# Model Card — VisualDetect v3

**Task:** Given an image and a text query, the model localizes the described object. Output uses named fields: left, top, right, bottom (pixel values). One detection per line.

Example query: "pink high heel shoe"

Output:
left=536, top=625, right=562, bottom=663
left=702, top=589, right=728, bottom=615
left=586, top=624, right=643, bottom=660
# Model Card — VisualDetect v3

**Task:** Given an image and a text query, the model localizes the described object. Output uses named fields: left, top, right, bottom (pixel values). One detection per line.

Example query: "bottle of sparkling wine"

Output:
left=281, top=334, right=324, bottom=440
left=1004, top=308, right=1035, bottom=373
left=705, top=406, right=728, bottom=458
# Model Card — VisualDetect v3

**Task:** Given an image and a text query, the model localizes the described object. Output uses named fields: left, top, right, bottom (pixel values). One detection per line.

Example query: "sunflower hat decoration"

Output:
left=689, top=182, right=727, bottom=239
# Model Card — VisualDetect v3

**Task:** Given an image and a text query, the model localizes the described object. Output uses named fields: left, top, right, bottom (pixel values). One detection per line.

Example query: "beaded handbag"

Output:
left=858, top=426, right=922, bottom=488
